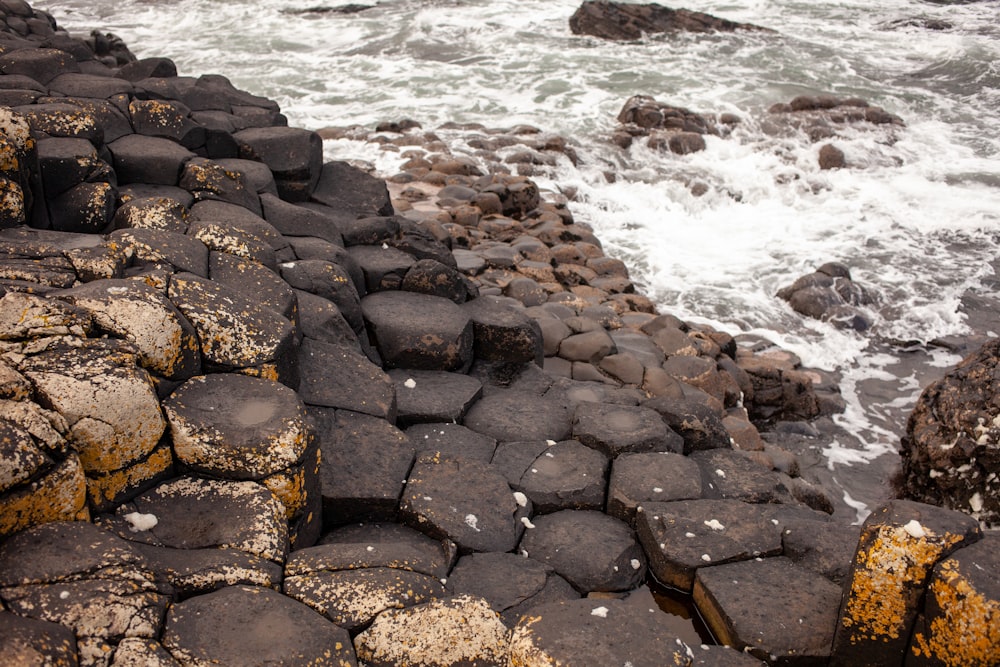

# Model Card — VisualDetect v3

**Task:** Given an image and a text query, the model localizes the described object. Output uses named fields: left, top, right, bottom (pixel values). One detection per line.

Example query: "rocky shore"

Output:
left=1, top=1, right=998, bottom=665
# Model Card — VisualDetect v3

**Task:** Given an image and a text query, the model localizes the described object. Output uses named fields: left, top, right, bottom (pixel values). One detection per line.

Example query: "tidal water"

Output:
left=51, top=0, right=1000, bottom=520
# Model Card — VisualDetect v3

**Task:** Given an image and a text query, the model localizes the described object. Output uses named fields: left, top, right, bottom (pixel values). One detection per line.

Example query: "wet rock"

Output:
left=636, top=498, right=783, bottom=592
left=768, top=94, right=904, bottom=143
left=463, top=388, right=573, bottom=443
left=298, top=338, right=395, bottom=419
left=493, top=439, right=608, bottom=513
left=519, top=509, right=645, bottom=593
left=389, top=368, right=482, bottom=426
left=313, top=408, right=414, bottom=526
left=776, top=262, right=874, bottom=331
left=908, top=534, right=1000, bottom=665
left=607, top=451, right=703, bottom=525
left=691, top=448, right=798, bottom=505
left=354, top=594, right=508, bottom=667
left=55, top=279, right=201, bottom=381
left=831, top=500, right=981, bottom=666
left=572, top=401, right=683, bottom=457
left=781, top=517, right=860, bottom=586
left=694, top=556, right=841, bottom=664
left=0, top=521, right=167, bottom=665
left=507, top=589, right=691, bottom=666
left=738, top=355, right=821, bottom=424
left=447, top=552, right=579, bottom=627
left=898, top=337, right=1000, bottom=526
left=819, top=142, right=846, bottom=169
left=362, top=290, right=474, bottom=371
left=162, top=585, right=357, bottom=666
left=406, top=422, right=497, bottom=463
left=167, top=271, right=297, bottom=383
left=569, top=1, right=769, bottom=40
left=401, top=453, right=524, bottom=553
left=0, top=611, right=78, bottom=666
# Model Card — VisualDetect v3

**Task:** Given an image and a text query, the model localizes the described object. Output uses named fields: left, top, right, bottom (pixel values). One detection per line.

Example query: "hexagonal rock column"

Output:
left=162, top=373, right=319, bottom=547
left=508, top=591, right=700, bottom=666
left=694, top=556, right=841, bottom=664
left=284, top=538, right=449, bottom=632
left=55, top=278, right=201, bottom=381
left=361, top=291, right=474, bottom=372
left=831, top=500, right=981, bottom=666
left=167, top=271, right=297, bottom=386
left=0, top=521, right=169, bottom=665
left=908, top=534, right=1000, bottom=665
left=233, top=127, right=323, bottom=202
left=310, top=160, right=394, bottom=218
left=636, top=499, right=783, bottom=592
left=572, top=402, right=683, bottom=457
left=17, top=338, right=169, bottom=511
left=607, top=452, right=703, bottom=526
left=389, top=368, right=483, bottom=427
left=298, top=338, right=396, bottom=421
left=492, top=439, right=608, bottom=513
left=462, top=389, right=573, bottom=444
left=446, top=552, right=579, bottom=627
left=401, top=454, right=526, bottom=553
left=354, top=595, right=509, bottom=667
left=518, top=510, right=645, bottom=594
left=102, top=475, right=289, bottom=566
left=462, top=295, right=543, bottom=365
left=162, top=585, right=357, bottom=666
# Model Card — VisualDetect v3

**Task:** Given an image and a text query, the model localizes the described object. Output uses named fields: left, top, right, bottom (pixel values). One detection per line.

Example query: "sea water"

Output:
left=51, top=0, right=1000, bottom=520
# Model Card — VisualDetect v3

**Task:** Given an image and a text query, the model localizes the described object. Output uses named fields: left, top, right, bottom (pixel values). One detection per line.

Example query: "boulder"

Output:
left=107, top=134, right=195, bottom=186
left=642, top=395, right=731, bottom=452
left=569, top=1, right=767, bottom=40
left=280, top=258, right=364, bottom=332
left=162, top=585, right=357, bottom=666
left=518, top=509, right=645, bottom=593
left=310, top=160, right=393, bottom=216
left=348, top=243, right=416, bottom=292
left=463, top=295, right=543, bottom=365
left=493, top=439, right=608, bottom=513
left=234, top=126, right=323, bottom=201
left=898, top=337, right=1000, bottom=525
left=776, top=262, right=874, bottom=331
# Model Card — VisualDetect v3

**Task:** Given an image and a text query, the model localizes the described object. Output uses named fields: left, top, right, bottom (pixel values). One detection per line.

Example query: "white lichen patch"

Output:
left=902, top=520, right=926, bottom=539
left=591, top=606, right=609, bottom=618
left=970, top=492, right=984, bottom=513
left=123, top=512, right=158, bottom=532
left=715, top=469, right=726, bottom=478
left=513, top=491, right=528, bottom=507
left=404, top=378, right=417, bottom=389
left=464, top=514, right=481, bottom=532
left=630, top=559, right=641, bottom=570
left=704, top=519, right=725, bottom=531
left=520, top=517, right=535, bottom=529
left=701, top=554, right=712, bottom=562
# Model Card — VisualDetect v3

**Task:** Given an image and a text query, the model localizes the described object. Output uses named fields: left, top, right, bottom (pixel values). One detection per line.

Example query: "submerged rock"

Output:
left=569, top=0, right=770, bottom=40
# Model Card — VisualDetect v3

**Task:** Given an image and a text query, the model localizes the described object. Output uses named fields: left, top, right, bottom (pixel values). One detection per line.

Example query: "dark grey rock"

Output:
left=260, top=191, right=342, bottom=244
left=280, top=259, right=364, bottom=332
left=607, top=451, right=703, bottom=525
left=109, top=228, right=208, bottom=276
left=313, top=408, right=414, bottom=527
left=298, top=338, right=395, bottom=419
left=310, top=160, right=393, bottom=216
left=463, top=388, right=572, bottom=443
left=690, top=448, right=798, bottom=505
left=162, top=585, right=357, bottom=666
left=315, top=521, right=457, bottom=580
left=636, top=499, right=783, bottom=592
left=463, top=295, right=543, bottom=365
left=234, top=126, right=323, bottom=202
left=401, top=258, right=471, bottom=303
left=294, top=289, right=358, bottom=348
left=781, top=517, right=860, bottom=586
left=642, top=395, right=732, bottom=453
left=108, top=134, right=195, bottom=186
left=572, top=401, right=683, bottom=457
left=389, top=369, right=483, bottom=427
left=362, top=291, right=474, bottom=372
left=209, top=251, right=296, bottom=320
left=348, top=244, right=416, bottom=292
left=494, top=439, right=608, bottom=513
left=405, top=422, right=497, bottom=463
left=0, top=611, right=78, bottom=666
left=519, top=509, right=645, bottom=593
left=0, top=47, right=79, bottom=85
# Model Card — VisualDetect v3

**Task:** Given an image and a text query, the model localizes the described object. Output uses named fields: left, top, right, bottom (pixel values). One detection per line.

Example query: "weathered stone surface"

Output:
left=0, top=290, right=91, bottom=339
left=279, top=258, right=364, bottom=332
left=643, top=395, right=732, bottom=453
left=103, top=476, right=289, bottom=565
left=162, top=585, right=357, bottom=666
left=463, top=295, right=543, bottom=365
left=109, top=637, right=180, bottom=667
left=495, top=439, right=608, bottom=513
left=35, top=136, right=105, bottom=197
left=831, top=500, right=982, bottom=666
left=362, top=290, right=474, bottom=371
left=129, top=99, right=202, bottom=147
left=402, top=258, right=471, bottom=303
left=285, top=565, right=447, bottom=632
left=188, top=219, right=277, bottom=270
left=107, top=134, right=195, bottom=186
left=310, top=160, right=394, bottom=217
left=636, top=499, right=783, bottom=592
left=163, top=373, right=311, bottom=480
left=446, top=552, right=579, bottom=627
left=607, top=451, right=703, bottom=525
left=908, top=534, right=1000, bottom=666
left=463, top=389, right=572, bottom=444
left=0, top=611, right=78, bottom=667
left=349, top=244, right=416, bottom=292
left=298, top=338, right=395, bottom=419
left=55, top=279, right=201, bottom=381
left=569, top=1, right=767, bottom=40
left=0, top=452, right=88, bottom=539
left=260, top=192, right=343, bottom=243
left=111, top=194, right=187, bottom=233
left=401, top=454, right=523, bottom=553
left=406, top=422, right=497, bottom=463
left=108, top=228, right=209, bottom=276
left=167, top=271, right=296, bottom=382
left=0, top=521, right=167, bottom=665
left=209, top=251, right=297, bottom=320
left=234, top=126, right=323, bottom=201
left=781, top=517, right=860, bottom=586
left=507, top=591, right=691, bottom=666
left=691, top=448, right=798, bottom=505
left=0, top=47, right=80, bottom=85
left=314, top=521, right=457, bottom=580
left=898, top=337, right=1000, bottom=526
left=572, top=401, right=683, bottom=457
left=313, top=408, right=414, bottom=526
left=694, top=556, right=841, bottom=664
left=519, top=509, right=645, bottom=593
left=339, top=215, right=401, bottom=247
left=354, top=595, right=508, bottom=667
left=389, top=368, right=483, bottom=426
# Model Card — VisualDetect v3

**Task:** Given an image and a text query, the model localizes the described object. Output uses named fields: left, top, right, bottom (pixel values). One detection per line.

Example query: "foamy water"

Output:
left=51, top=0, right=1000, bottom=517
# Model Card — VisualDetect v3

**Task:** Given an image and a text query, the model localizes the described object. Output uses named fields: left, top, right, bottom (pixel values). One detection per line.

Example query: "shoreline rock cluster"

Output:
left=2, top=1, right=999, bottom=666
